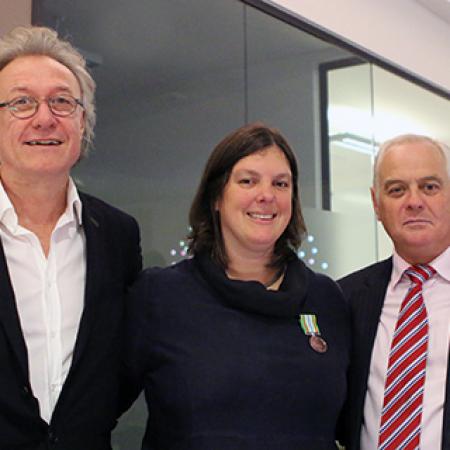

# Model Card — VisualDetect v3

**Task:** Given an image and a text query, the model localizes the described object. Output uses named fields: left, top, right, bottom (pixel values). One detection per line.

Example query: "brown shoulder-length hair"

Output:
left=188, top=122, right=306, bottom=269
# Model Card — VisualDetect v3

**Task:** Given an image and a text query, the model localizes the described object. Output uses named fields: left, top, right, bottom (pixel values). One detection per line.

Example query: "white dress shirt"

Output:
left=361, top=248, right=450, bottom=449
left=0, top=178, right=86, bottom=424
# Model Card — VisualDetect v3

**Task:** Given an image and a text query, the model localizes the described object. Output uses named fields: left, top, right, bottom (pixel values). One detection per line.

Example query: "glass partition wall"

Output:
left=32, top=0, right=450, bottom=447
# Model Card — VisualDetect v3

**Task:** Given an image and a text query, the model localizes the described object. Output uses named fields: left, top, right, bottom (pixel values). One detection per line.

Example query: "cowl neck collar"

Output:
left=195, top=252, right=310, bottom=318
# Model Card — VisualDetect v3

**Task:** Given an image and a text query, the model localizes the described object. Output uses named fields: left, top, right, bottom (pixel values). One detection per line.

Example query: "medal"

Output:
left=309, top=335, right=328, bottom=353
left=298, top=314, right=328, bottom=354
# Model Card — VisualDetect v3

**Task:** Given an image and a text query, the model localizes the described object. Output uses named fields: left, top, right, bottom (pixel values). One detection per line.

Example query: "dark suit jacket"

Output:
left=338, top=258, right=450, bottom=450
left=0, top=192, right=142, bottom=450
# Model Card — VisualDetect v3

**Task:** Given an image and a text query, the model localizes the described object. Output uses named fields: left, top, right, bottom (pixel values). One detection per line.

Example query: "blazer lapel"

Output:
left=0, top=240, right=29, bottom=380
left=349, top=258, right=392, bottom=448
left=70, top=200, right=106, bottom=368
left=355, top=259, right=392, bottom=362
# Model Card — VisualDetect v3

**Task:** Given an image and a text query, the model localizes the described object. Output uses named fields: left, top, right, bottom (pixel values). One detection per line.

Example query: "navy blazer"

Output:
left=338, top=258, right=450, bottom=450
left=0, top=192, right=142, bottom=450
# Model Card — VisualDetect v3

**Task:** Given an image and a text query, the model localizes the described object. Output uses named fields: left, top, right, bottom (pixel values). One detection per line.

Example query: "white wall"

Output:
left=0, top=0, right=31, bottom=35
left=268, top=0, right=450, bottom=93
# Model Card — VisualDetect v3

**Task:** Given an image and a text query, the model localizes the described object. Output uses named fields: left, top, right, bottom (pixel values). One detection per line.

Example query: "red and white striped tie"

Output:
left=378, top=264, right=436, bottom=450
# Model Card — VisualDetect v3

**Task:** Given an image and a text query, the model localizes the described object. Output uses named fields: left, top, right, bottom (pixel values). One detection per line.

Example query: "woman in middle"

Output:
left=122, top=122, right=350, bottom=449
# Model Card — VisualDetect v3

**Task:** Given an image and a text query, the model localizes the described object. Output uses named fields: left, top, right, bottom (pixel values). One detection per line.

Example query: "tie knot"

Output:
left=405, top=264, right=436, bottom=285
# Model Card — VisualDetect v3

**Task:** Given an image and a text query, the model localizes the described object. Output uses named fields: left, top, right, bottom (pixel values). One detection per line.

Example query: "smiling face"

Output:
left=0, top=55, right=84, bottom=184
left=371, top=141, right=450, bottom=264
left=216, top=145, right=293, bottom=262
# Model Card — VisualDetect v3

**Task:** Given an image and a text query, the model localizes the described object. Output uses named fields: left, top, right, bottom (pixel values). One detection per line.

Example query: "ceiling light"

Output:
left=330, top=133, right=378, bottom=155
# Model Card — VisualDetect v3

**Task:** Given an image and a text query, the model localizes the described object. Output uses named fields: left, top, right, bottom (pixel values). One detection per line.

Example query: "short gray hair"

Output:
left=373, top=134, right=450, bottom=191
left=0, top=26, right=96, bottom=157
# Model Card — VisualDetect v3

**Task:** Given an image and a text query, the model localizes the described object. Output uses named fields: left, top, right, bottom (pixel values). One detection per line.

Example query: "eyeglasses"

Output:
left=0, top=94, right=84, bottom=119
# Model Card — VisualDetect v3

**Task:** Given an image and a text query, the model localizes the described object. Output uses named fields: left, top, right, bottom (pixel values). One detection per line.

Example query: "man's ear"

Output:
left=370, top=187, right=381, bottom=221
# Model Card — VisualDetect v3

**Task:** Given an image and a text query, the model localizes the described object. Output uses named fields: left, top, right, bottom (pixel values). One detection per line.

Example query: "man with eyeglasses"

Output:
left=0, top=26, right=142, bottom=450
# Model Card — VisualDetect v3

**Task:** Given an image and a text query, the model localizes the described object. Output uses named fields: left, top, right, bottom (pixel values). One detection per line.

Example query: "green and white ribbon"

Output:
left=298, top=314, right=321, bottom=336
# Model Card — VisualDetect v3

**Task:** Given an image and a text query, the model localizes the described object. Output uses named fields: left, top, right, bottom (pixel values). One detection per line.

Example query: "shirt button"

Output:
left=22, top=385, right=30, bottom=396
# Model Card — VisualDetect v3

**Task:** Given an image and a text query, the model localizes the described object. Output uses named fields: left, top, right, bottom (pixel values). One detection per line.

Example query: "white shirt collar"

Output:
left=66, top=178, right=83, bottom=226
left=0, top=181, right=18, bottom=231
left=0, top=177, right=82, bottom=234
left=391, top=246, right=450, bottom=287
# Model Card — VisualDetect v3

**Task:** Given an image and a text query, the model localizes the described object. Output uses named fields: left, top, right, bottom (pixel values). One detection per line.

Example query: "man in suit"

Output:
left=338, top=134, right=450, bottom=450
left=0, top=26, right=142, bottom=449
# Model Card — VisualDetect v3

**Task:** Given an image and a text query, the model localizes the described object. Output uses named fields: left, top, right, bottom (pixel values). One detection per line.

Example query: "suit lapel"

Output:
left=349, top=258, right=392, bottom=449
left=70, top=196, right=106, bottom=368
left=355, top=259, right=392, bottom=361
left=0, top=240, right=29, bottom=380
